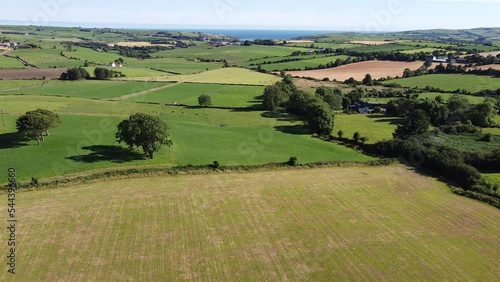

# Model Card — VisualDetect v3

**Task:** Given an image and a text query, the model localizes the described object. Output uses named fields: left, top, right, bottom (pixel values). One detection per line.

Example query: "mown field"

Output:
left=384, top=74, right=500, bottom=92
left=125, top=83, right=264, bottom=108
left=1, top=166, right=498, bottom=281
left=130, top=68, right=282, bottom=85
left=0, top=95, right=372, bottom=182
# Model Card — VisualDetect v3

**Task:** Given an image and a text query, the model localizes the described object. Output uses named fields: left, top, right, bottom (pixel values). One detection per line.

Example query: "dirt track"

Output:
left=287, top=60, right=425, bottom=81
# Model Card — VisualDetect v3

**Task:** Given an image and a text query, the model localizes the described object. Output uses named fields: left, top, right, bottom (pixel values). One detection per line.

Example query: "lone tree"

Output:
left=16, top=111, right=51, bottom=145
left=362, top=73, right=374, bottom=86
left=116, top=113, right=172, bottom=159
left=198, top=94, right=212, bottom=107
left=353, top=132, right=361, bottom=143
left=29, top=109, right=61, bottom=136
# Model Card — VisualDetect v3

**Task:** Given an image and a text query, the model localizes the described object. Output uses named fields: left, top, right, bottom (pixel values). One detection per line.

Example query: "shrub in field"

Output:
left=198, top=94, right=212, bottom=107
left=287, top=157, right=298, bottom=166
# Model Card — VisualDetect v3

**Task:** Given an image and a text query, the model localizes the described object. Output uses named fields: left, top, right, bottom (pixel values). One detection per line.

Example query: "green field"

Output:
left=131, top=67, right=282, bottom=85
left=400, top=48, right=441, bottom=54
left=152, top=45, right=309, bottom=64
left=335, top=114, right=398, bottom=143
left=350, top=44, right=417, bottom=53
left=0, top=55, right=25, bottom=68
left=63, top=47, right=121, bottom=65
left=8, top=49, right=82, bottom=68
left=0, top=80, right=50, bottom=92
left=125, top=83, right=263, bottom=108
left=384, top=74, right=500, bottom=92
left=127, top=58, right=223, bottom=74
left=431, top=132, right=500, bottom=154
left=84, top=66, right=170, bottom=77
left=484, top=173, right=500, bottom=185
left=1, top=166, right=498, bottom=281
left=365, top=93, right=487, bottom=105
left=259, top=55, right=349, bottom=71
left=0, top=95, right=371, bottom=181
left=0, top=80, right=170, bottom=99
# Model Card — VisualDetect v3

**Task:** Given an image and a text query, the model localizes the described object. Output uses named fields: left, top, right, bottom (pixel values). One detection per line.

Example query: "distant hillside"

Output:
left=296, top=27, right=500, bottom=44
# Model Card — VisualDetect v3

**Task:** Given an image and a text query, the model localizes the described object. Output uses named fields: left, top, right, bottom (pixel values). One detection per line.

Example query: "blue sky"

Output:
left=1, top=0, right=499, bottom=31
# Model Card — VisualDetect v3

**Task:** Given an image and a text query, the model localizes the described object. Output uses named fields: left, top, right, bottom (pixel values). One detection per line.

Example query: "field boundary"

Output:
left=1, top=159, right=397, bottom=192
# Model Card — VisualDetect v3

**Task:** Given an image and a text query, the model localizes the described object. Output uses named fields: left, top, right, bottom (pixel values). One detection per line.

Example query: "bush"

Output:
left=198, top=94, right=212, bottom=107
left=480, top=133, right=494, bottom=142
left=30, top=177, right=39, bottom=187
left=212, top=161, right=221, bottom=169
left=287, top=157, right=298, bottom=166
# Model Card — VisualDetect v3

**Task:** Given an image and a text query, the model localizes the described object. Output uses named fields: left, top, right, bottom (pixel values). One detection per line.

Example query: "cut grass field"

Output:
left=0, top=95, right=372, bottom=181
left=130, top=67, right=281, bottom=85
left=334, top=114, right=398, bottom=143
left=383, top=74, right=500, bottom=92
left=288, top=61, right=425, bottom=81
left=1, top=166, right=498, bottom=281
left=125, top=82, right=263, bottom=108
left=0, top=80, right=170, bottom=99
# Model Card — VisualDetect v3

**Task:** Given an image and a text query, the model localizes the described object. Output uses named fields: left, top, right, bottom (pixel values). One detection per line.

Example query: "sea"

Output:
left=0, top=20, right=345, bottom=40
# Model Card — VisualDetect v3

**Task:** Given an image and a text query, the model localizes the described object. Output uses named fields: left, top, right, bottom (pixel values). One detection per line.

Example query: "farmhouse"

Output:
left=349, top=101, right=385, bottom=114
left=108, top=62, right=123, bottom=68
left=426, top=56, right=448, bottom=63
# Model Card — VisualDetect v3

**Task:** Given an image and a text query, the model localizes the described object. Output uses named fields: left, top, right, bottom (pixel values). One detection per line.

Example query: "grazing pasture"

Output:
left=288, top=61, right=425, bottom=81
left=125, top=83, right=264, bottom=108
left=0, top=95, right=371, bottom=181
left=1, top=166, right=498, bottom=281
left=0, top=55, right=25, bottom=68
left=8, top=49, right=82, bottom=68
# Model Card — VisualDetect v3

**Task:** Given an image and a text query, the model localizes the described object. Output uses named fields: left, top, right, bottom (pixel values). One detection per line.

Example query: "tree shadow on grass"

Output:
left=366, top=114, right=402, bottom=125
left=274, top=125, right=310, bottom=135
left=66, top=145, right=146, bottom=163
left=0, top=132, right=29, bottom=149
left=261, top=111, right=301, bottom=122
